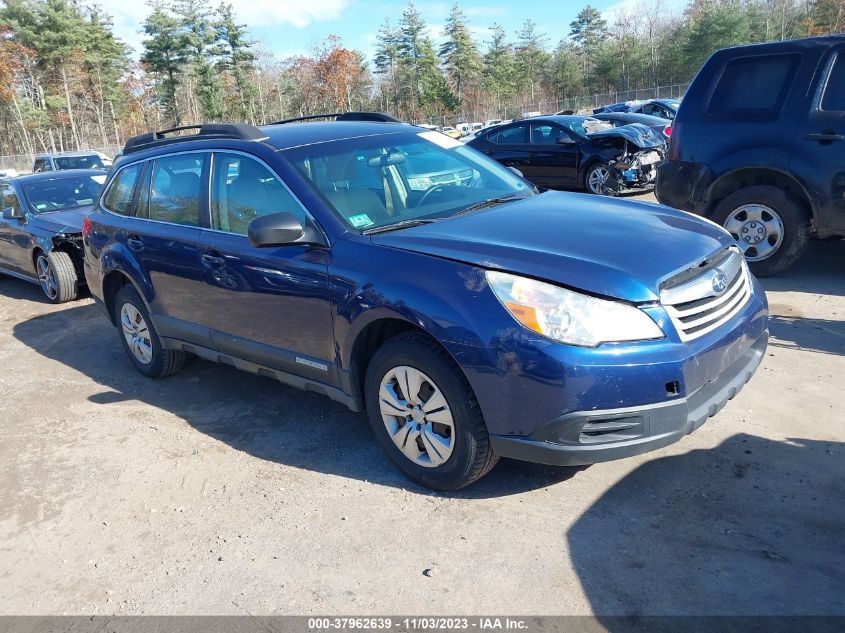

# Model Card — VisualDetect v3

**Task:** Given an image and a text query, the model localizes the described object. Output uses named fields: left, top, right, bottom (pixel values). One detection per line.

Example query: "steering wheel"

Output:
left=416, top=184, right=450, bottom=207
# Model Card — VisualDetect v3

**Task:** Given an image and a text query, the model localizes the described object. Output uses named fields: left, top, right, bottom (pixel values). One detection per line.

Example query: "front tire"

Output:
left=584, top=163, right=615, bottom=196
left=364, top=332, right=498, bottom=490
left=113, top=285, right=186, bottom=378
left=36, top=251, right=78, bottom=303
left=711, top=186, right=809, bottom=277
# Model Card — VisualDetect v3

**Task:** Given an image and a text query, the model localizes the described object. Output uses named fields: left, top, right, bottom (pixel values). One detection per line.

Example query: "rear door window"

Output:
left=146, top=153, right=205, bottom=226
left=102, top=163, right=143, bottom=215
left=708, top=53, right=800, bottom=116
left=821, top=52, right=845, bottom=111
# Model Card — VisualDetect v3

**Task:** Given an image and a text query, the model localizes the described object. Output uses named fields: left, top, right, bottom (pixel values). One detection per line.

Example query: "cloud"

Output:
left=96, top=0, right=351, bottom=57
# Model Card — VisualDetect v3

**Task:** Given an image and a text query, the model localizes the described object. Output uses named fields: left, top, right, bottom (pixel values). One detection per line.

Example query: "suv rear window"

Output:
left=709, top=53, right=800, bottom=116
left=821, top=53, right=845, bottom=111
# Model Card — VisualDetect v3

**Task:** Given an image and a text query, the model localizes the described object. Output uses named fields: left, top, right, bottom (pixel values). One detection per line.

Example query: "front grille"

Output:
left=660, top=248, right=751, bottom=342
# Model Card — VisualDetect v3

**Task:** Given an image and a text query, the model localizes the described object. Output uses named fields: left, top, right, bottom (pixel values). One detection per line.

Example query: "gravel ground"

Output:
left=1, top=202, right=843, bottom=616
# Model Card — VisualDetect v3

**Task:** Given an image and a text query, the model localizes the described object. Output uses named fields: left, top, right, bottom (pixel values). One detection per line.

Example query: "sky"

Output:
left=101, top=0, right=687, bottom=62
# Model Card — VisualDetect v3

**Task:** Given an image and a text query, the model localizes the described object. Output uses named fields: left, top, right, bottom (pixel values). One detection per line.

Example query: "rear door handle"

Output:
left=201, top=251, right=226, bottom=267
left=126, top=234, right=144, bottom=251
left=805, top=132, right=844, bottom=142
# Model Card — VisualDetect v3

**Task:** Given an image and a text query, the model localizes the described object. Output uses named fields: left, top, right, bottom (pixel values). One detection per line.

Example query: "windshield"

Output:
left=23, top=174, right=106, bottom=212
left=54, top=155, right=105, bottom=170
left=284, top=130, right=532, bottom=231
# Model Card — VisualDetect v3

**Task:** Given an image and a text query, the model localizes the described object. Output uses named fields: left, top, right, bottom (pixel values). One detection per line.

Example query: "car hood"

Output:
left=371, top=192, right=735, bottom=302
left=30, top=207, right=92, bottom=233
left=587, top=123, right=664, bottom=149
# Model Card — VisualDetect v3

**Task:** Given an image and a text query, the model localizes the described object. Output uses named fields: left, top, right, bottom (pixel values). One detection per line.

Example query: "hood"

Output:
left=30, top=207, right=92, bottom=234
left=587, top=123, right=663, bottom=149
left=371, top=192, right=735, bottom=302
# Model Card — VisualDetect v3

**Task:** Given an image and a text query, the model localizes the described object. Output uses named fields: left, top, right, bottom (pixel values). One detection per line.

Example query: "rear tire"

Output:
left=711, top=186, right=809, bottom=277
left=35, top=251, right=78, bottom=303
left=113, top=285, right=186, bottom=378
left=364, top=332, right=498, bottom=490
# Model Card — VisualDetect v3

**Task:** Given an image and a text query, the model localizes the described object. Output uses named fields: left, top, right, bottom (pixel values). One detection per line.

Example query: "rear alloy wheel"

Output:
left=585, top=164, right=612, bottom=195
left=712, top=185, right=809, bottom=277
left=35, top=251, right=78, bottom=303
left=113, top=285, right=186, bottom=378
left=365, top=332, right=498, bottom=490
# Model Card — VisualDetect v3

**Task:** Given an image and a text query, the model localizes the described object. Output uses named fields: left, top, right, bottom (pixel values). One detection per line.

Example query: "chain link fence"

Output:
left=0, top=145, right=122, bottom=175
left=423, top=83, right=690, bottom=127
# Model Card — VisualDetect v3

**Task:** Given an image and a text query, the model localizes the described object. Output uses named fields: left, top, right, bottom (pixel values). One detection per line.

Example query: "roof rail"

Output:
left=270, top=111, right=402, bottom=125
left=123, top=123, right=269, bottom=155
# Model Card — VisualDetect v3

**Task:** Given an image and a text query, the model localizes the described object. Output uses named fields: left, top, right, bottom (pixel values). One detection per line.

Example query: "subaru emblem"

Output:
left=711, top=270, right=728, bottom=294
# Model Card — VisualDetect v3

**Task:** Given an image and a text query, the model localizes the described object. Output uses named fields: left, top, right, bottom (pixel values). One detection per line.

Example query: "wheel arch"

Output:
left=101, top=269, right=150, bottom=327
left=706, top=168, right=814, bottom=222
left=342, top=310, right=474, bottom=410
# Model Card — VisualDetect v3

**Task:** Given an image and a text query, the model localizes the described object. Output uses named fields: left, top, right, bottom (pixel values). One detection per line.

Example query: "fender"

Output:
left=98, top=240, right=156, bottom=318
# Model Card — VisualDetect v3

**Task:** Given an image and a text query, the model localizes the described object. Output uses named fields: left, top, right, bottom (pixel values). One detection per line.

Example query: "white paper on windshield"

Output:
left=418, top=130, right=463, bottom=150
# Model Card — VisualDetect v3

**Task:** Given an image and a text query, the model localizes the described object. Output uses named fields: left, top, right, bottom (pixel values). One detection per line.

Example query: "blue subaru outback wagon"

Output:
left=83, top=114, right=768, bottom=490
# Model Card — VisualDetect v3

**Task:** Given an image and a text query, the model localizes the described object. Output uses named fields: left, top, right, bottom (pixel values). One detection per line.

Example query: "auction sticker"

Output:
left=348, top=213, right=374, bottom=228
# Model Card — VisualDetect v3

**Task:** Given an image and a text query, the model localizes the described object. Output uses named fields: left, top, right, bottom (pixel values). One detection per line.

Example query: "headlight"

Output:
left=486, top=271, right=664, bottom=347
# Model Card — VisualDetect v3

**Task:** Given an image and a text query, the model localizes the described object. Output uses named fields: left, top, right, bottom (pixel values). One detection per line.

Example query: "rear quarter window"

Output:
left=821, top=52, right=845, bottom=111
left=708, top=53, right=801, bottom=118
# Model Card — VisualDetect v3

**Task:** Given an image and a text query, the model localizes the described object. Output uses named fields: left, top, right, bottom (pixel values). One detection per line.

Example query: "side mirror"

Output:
left=2, top=207, right=24, bottom=220
left=507, top=166, right=524, bottom=178
left=247, top=212, right=324, bottom=248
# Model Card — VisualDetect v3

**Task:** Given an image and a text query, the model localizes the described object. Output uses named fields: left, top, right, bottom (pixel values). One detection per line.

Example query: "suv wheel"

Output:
left=114, top=285, right=186, bottom=378
left=712, top=186, right=809, bottom=276
left=36, top=251, right=78, bottom=303
left=364, top=332, right=498, bottom=490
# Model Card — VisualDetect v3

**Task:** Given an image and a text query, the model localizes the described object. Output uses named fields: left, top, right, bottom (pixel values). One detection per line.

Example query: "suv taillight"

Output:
left=663, top=125, right=672, bottom=137
left=668, top=122, right=680, bottom=160
left=82, top=215, right=91, bottom=238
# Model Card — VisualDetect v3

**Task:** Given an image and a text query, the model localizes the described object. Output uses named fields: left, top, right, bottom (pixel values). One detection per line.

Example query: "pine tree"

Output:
left=141, top=2, right=188, bottom=125
left=373, top=18, right=401, bottom=112
left=514, top=19, right=549, bottom=103
left=483, top=24, right=516, bottom=107
left=214, top=2, right=257, bottom=121
left=438, top=3, right=481, bottom=105
left=173, top=0, right=223, bottom=121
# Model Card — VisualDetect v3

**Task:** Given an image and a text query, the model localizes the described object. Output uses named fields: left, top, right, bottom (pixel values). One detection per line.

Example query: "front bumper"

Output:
left=490, top=330, right=767, bottom=466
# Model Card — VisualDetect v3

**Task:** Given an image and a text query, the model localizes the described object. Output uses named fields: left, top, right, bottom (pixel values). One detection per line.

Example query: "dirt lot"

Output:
left=1, top=207, right=843, bottom=616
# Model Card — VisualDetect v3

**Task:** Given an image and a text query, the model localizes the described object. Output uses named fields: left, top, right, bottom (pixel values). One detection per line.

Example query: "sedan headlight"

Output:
left=486, top=271, right=664, bottom=347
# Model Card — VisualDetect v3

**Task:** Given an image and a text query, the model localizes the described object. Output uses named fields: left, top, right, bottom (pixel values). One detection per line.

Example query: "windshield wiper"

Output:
left=452, top=193, right=527, bottom=217
left=362, top=218, right=440, bottom=235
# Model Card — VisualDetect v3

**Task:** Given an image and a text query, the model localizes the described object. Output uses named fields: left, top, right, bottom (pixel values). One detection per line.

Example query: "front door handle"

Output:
left=201, top=251, right=226, bottom=267
left=805, top=131, right=844, bottom=143
left=126, top=234, right=144, bottom=251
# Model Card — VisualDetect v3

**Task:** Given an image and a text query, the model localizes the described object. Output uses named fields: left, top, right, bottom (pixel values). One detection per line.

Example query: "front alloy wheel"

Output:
left=587, top=165, right=611, bottom=195
left=379, top=366, right=455, bottom=467
left=35, top=250, right=78, bottom=303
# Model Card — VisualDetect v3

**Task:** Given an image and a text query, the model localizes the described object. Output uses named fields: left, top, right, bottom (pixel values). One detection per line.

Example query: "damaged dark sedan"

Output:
left=466, top=115, right=665, bottom=196
left=0, top=169, right=107, bottom=302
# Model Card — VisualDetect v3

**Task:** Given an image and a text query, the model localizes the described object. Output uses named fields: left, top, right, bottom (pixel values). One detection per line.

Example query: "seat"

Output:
left=320, top=154, right=389, bottom=224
